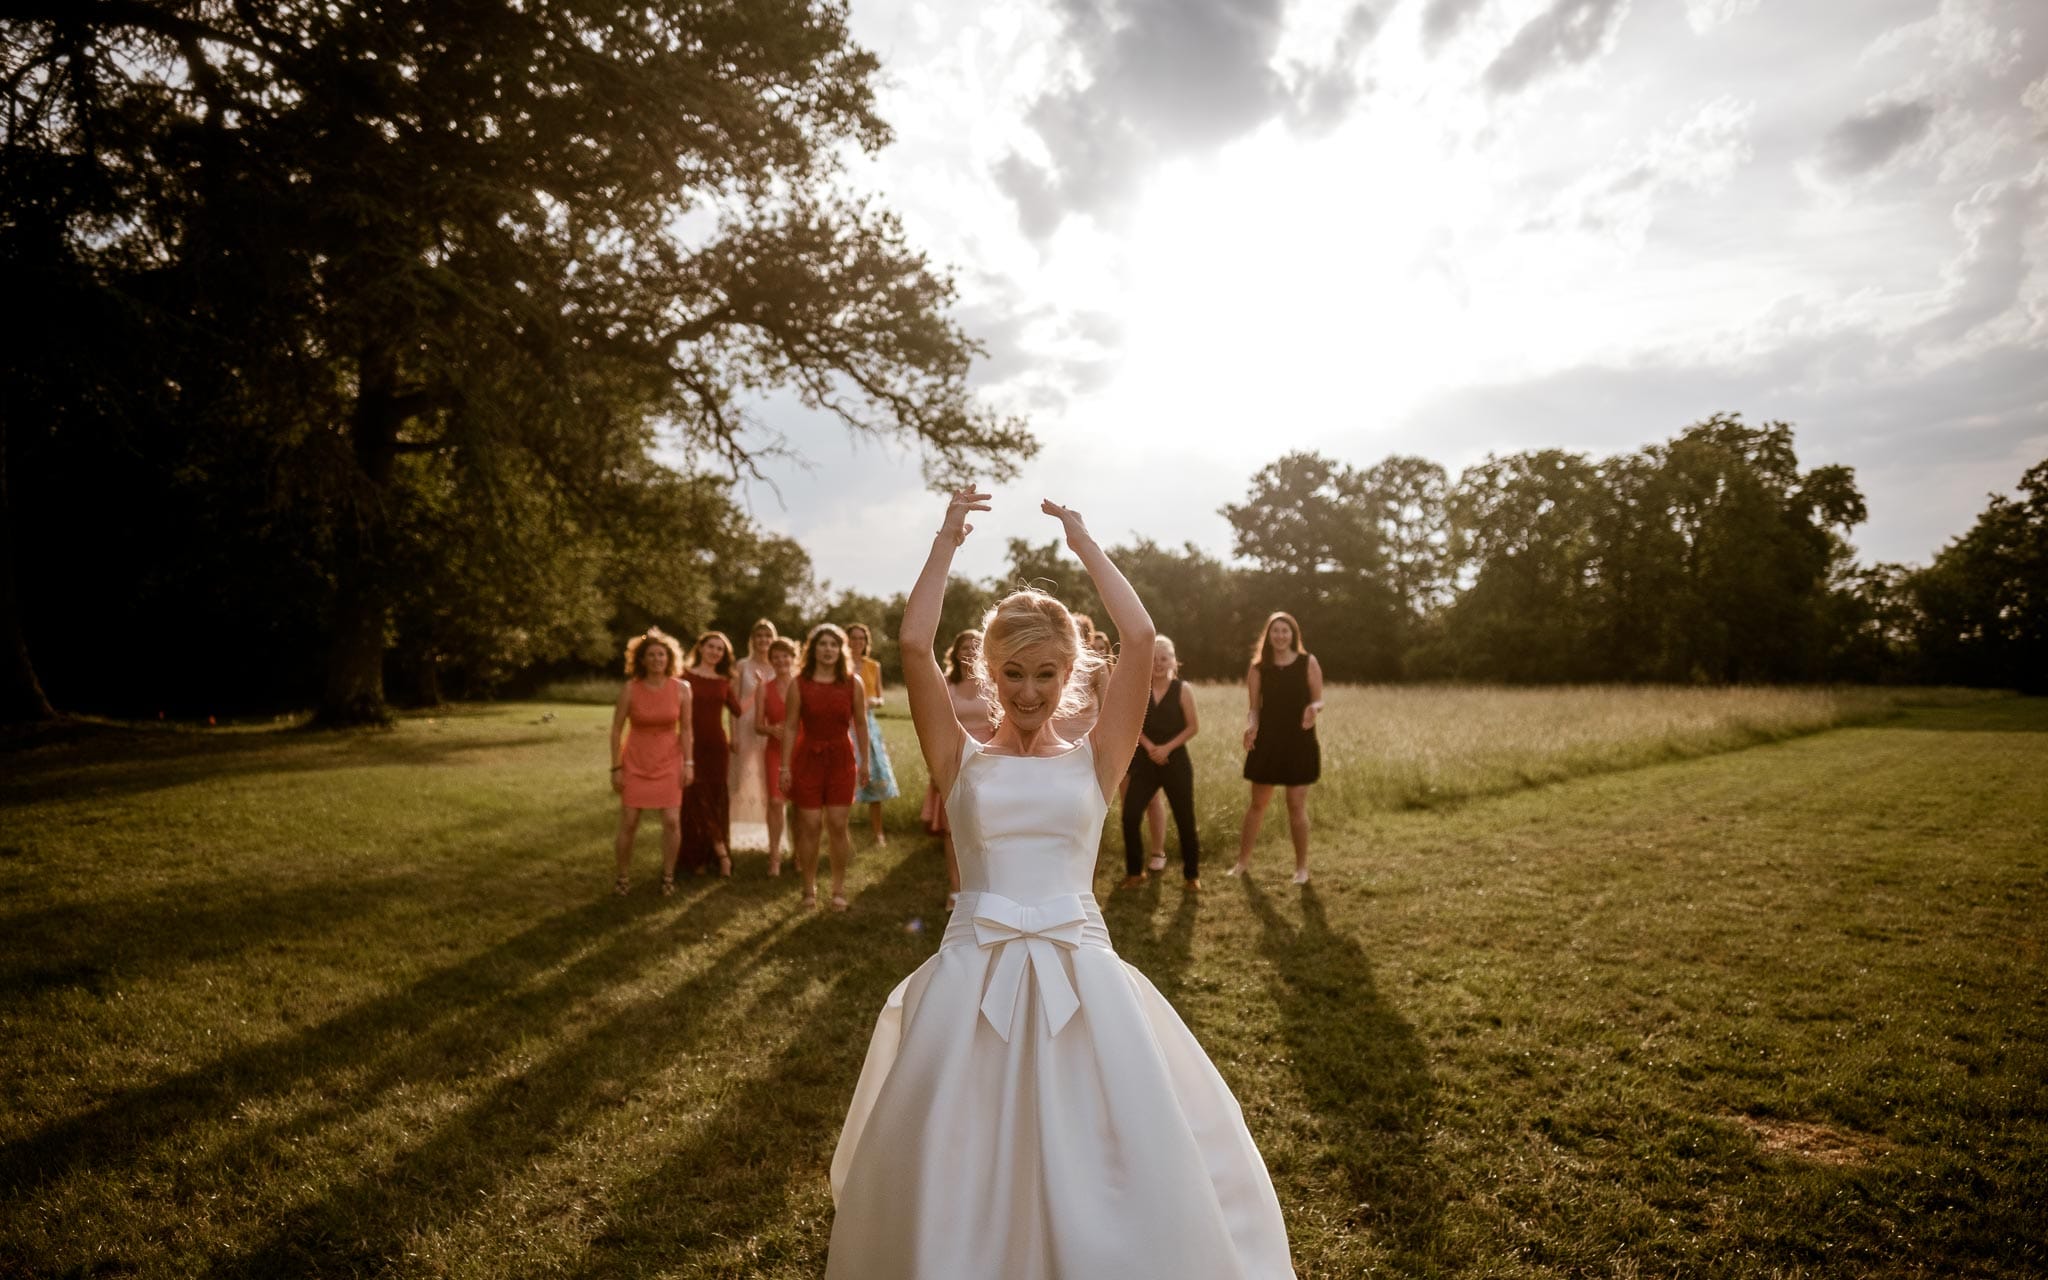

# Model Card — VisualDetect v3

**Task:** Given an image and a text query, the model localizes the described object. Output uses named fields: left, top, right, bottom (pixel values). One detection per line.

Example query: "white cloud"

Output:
left=1682, top=0, right=1759, bottom=36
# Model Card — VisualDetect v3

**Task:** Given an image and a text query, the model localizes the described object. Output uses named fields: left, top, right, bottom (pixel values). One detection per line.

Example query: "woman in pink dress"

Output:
left=728, top=619, right=779, bottom=854
left=608, top=629, right=693, bottom=896
left=679, top=631, right=745, bottom=876
left=754, top=636, right=799, bottom=876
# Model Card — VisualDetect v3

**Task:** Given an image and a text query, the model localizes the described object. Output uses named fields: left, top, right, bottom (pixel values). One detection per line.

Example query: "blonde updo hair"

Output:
left=976, top=588, right=1105, bottom=725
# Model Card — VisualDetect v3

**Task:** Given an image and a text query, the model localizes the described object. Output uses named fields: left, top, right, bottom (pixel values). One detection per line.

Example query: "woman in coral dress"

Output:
left=607, top=629, right=692, bottom=896
left=825, top=493, right=1294, bottom=1279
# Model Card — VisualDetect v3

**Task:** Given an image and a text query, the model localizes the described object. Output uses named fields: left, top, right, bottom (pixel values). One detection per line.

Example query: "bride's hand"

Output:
left=938, top=489, right=992, bottom=546
left=1040, top=500, right=1092, bottom=550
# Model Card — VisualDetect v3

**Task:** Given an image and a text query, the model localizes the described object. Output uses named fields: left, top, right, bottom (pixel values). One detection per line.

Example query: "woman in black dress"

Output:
left=1120, top=635, right=1202, bottom=892
left=1231, top=611, right=1323, bottom=885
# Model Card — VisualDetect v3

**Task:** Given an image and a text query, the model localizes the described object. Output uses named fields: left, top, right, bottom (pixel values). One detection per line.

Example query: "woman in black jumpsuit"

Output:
left=1122, top=635, right=1203, bottom=889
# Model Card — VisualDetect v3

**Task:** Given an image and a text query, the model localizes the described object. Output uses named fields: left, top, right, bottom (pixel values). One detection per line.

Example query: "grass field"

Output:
left=1, top=686, right=2042, bottom=1278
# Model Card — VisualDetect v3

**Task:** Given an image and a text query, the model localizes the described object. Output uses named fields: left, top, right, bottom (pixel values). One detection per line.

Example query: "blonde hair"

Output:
left=1153, top=634, right=1179, bottom=678
left=977, top=588, right=1104, bottom=724
left=623, top=628, right=685, bottom=679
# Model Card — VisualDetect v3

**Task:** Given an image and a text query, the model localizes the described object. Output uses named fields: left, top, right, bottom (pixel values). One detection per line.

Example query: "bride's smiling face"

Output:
left=993, top=644, right=1067, bottom=732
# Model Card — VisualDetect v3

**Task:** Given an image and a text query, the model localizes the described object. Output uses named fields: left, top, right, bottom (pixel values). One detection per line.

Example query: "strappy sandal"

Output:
left=613, top=875, right=630, bottom=896
left=801, top=889, right=818, bottom=909
left=1147, top=855, right=1167, bottom=873
left=830, top=895, right=849, bottom=913
left=661, top=873, right=676, bottom=897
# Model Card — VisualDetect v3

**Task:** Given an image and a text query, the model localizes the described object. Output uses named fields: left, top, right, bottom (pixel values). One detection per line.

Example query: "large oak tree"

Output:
left=1, top=0, right=1033, bottom=723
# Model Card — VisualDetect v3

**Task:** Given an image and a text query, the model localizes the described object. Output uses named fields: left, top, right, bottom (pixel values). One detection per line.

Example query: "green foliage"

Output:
left=1907, top=460, right=2048, bottom=693
left=1, top=0, right=1034, bottom=723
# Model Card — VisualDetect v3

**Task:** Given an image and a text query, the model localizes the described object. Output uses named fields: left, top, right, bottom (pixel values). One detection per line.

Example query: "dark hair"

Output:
left=690, top=631, right=734, bottom=677
left=800, top=623, right=854, bottom=683
left=944, top=629, right=982, bottom=685
left=767, top=636, right=799, bottom=660
left=624, top=628, right=685, bottom=679
left=1252, top=611, right=1307, bottom=668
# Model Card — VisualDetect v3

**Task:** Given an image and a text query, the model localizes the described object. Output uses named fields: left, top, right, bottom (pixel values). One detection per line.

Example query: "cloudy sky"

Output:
left=732, top=0, right=2048, bottom=598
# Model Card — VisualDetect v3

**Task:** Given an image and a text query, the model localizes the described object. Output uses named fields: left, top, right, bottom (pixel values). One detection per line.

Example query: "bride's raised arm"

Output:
left=900, top=489, right=992, bottom=799
left=1040, top=501, right=1156, bottom=801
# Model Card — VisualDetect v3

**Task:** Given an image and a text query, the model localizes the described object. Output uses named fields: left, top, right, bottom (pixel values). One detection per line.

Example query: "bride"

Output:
left=825, top=492, right=1295, bottom=1278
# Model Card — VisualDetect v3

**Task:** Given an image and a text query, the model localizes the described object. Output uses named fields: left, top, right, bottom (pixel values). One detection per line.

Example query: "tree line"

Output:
left=901, top=418, right=2040, bottom=693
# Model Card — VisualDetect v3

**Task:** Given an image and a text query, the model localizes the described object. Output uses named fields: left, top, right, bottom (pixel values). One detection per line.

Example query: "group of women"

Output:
left=607, top=618, right=900, bottom=908
left=610, top=604, right=1326, bottom=907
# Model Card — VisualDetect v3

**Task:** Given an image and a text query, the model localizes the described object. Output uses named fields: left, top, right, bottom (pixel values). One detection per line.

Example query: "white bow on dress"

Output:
left=971, top=892, right=1088, bottom=1041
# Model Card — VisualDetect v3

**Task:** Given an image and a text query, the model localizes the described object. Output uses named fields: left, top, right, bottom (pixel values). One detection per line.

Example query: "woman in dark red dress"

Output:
left=779, top=623, right=870, bottom=910
left=680, top=631, right=745, bottom=876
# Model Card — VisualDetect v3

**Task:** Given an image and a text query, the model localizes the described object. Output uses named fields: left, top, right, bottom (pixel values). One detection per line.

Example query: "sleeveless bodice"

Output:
left=1138, top=678, right=1190, bottom=766
left=947, top=739, right=1107, bottom=904
left=797, top=675, right=856, bottom=749
left=1257, top=658, right=1309, bottom=729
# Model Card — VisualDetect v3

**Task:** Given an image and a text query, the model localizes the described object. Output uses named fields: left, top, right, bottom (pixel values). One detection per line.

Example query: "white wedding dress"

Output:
left=826, top=736, right=1295, bottom=1278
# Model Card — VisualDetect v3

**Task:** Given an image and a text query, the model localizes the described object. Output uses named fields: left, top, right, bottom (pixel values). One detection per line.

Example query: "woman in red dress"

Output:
left=754, top=636, right=799, bottom=877
left=779, top=623, right=870, bottom=910
left=607, top=629, right=693, bottom=895
left=680, top=631, right=745, bottom=876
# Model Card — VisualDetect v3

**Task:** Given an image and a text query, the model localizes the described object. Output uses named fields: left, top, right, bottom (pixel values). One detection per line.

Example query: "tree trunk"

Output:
left=0, top=409, right=58, bottom=723
left=313, top=344, right=401, bottom=727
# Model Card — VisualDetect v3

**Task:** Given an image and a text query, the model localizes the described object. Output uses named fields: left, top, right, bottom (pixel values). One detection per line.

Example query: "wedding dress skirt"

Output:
left=825, top=739, right=1294, bottom=1279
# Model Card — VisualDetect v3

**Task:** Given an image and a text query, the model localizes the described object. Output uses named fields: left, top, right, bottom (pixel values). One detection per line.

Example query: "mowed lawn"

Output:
left=0, top=688, right=2042, bottom=1278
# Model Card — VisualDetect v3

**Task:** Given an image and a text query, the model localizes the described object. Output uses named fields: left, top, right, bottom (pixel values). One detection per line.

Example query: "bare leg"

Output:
left=794, top=808, right=824, bottom=903
left=715, top=840, right=731, bottom=877
left=868, top=800, right=887, bottom=847
left=1234, top=784, right=1275, bottom=875
left=1146, top=790, right=1167, bottom=868
left=825, top=804, right=854, bottom=906
left=613, top=807, right=642, bottom=890
left=1285, top=785, right=1311, bottom=883
left=766, top=800, right=786, bottom=876
left=943, top=830, right=961, bottom=901
left=659, top=808, right=682, bottom=892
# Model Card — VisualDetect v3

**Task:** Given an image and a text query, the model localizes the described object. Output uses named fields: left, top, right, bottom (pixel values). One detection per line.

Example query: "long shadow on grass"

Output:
left=0, top=875, right=738, bottom=1200
left=0, top=721, right=567, bottom=808
left=1242, top=878, right=1445, bottom=1269
left=531, top=852, right=942, bottom=1279
left=0, top=872, right=433, bottom=1001
left=207, top=852, right=937, bottom=1278
left=1100, top=875, right=1200, bottom=1003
